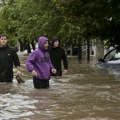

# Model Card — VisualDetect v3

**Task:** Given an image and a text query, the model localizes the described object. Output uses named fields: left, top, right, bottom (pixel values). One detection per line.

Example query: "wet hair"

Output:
left=51, top=37, right=61, bottom=47
left=52, top=37, right=58, bottom=41
left=0, top=34, right=7, bottom=38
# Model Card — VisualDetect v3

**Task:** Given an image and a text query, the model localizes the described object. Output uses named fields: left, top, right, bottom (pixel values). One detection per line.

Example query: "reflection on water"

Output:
left=0, top=57, right=120, bottom=120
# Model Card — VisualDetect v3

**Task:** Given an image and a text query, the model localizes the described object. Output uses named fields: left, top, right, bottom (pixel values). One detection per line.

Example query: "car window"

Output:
left=104, top=49, right=117, bottom=61
left=114, top=52, right=120, bottom=59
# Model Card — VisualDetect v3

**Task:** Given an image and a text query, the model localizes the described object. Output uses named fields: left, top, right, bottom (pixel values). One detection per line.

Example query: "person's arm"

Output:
left=16, top=66, right=21, bottom=75
left=62, top=49, right=68, bottom=69
left=12, top=48, right=20, bottom=67
left=26, top=51, right=36, bottom=72
left=12, top=48, right=21, bottom=75
left=26, top=51, right=38, bottom=77
left=62, top=49, right=68, bottom=74
left=48, top=53, right=57, bottom=74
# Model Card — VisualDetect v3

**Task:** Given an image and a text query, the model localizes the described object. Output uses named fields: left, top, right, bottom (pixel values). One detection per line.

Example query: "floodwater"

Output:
left=0, top=54, right=120, bottom=120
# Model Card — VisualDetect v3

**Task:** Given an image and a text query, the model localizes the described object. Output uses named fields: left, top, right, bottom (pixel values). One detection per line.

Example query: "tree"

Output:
left=0, top=0, right=120, bottom=51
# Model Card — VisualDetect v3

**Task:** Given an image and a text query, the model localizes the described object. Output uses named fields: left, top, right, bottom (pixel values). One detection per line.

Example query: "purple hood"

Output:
left=38, top=36, right=48, bottom=51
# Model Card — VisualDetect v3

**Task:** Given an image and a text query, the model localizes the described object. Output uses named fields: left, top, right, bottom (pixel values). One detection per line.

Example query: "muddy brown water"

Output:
left=0, top=54, right=120, bottom=120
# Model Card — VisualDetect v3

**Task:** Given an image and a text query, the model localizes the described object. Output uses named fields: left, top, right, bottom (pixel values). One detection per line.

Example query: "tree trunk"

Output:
left=87, top=39, right=90, bottom=62
left=26, top=43, right=31, bottom=53
left=77, top=40, right=82, bottom=63
left=19, top=41, right=24, bottom=52
left=31, top=41, right=36, bottom=50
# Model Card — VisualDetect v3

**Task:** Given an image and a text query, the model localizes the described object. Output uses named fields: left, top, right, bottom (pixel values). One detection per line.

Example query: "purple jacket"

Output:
left=26, top=37, right=54, bottom=80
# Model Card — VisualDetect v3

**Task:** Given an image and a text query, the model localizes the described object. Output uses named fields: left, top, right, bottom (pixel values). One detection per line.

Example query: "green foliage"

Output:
left=0, top=0, right=120, bottom=48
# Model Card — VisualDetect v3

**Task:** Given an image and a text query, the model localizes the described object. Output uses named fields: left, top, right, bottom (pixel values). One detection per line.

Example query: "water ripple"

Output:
left=0, top=93, right=38, bottom=120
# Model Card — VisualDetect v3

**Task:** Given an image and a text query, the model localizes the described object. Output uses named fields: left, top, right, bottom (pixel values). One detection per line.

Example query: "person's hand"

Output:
left=17, top=70, right=21, bottom=76
left=63, top=69, right=68, bottom=75
left=51, top=68, right=57, bottom=74
left=32, top=70, right=37, bottom=77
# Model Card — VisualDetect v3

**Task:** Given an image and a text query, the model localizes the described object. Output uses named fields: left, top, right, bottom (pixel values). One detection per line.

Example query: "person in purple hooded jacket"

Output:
left=26, top=36, right=56, bottom=89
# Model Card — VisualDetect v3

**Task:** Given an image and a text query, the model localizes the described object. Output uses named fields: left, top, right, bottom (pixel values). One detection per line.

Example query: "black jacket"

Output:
left=49, top=47, right=68, bottom=72
left=0, top=46, right=20, bottom=82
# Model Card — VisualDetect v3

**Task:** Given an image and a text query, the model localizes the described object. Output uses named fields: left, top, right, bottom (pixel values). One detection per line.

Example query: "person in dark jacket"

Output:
left=26, top=36, right=56, bottom=89
left=0, top=34, right=21, bottom=83
left=49, top=38, right=68, bottom=77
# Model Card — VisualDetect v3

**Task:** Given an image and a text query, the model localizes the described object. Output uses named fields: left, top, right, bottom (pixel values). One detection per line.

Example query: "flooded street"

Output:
left=0, top=54, right=120, bottom=120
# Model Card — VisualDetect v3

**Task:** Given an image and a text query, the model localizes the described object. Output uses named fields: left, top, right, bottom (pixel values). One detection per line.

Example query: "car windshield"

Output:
left=103, top=49, right=120, bottom=62
left=104, top=49, right=117, bottom=61
left=114, top=52, right=120, bottom=59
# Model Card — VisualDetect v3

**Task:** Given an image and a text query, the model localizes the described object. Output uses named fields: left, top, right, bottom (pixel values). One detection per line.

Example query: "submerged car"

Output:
left=96, top=48, right=120, bottom=71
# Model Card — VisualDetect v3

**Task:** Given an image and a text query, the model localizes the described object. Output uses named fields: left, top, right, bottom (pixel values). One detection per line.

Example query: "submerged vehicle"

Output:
left=96, top=48, right=120, bottom=73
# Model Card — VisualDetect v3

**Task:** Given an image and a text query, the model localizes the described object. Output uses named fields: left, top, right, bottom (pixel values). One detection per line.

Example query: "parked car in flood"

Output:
left=96, top=48, right=120, bottom=72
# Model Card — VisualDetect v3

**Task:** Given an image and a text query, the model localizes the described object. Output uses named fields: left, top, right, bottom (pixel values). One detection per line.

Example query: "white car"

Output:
left=96, top=48, right=120, bottom=71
